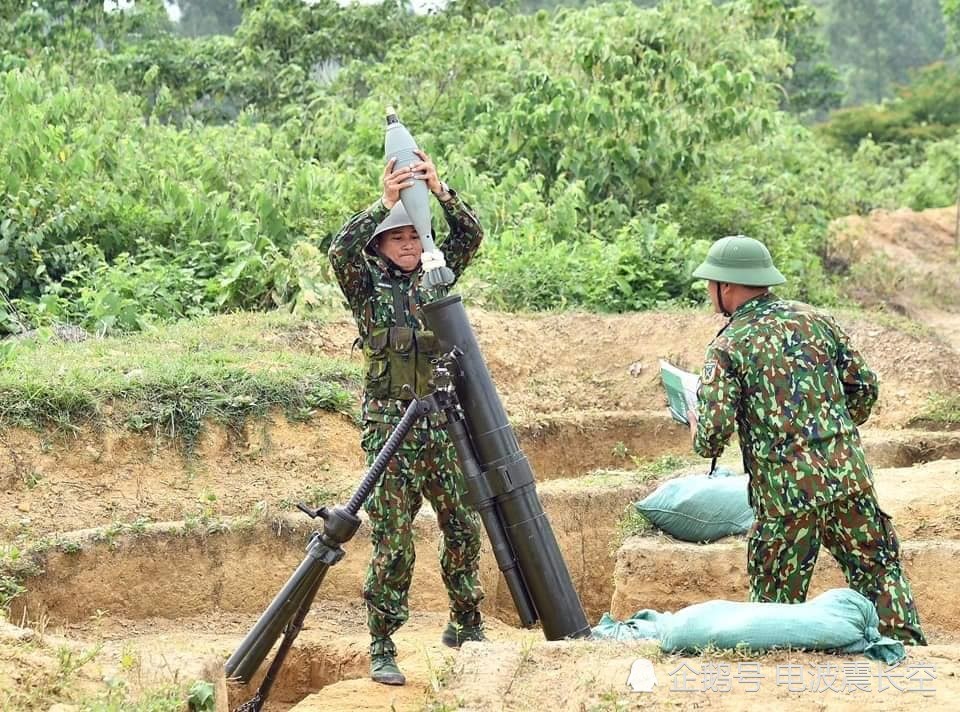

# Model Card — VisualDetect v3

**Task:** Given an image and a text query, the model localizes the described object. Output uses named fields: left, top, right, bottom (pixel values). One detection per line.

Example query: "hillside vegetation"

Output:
left=1, top=0, right=958, bottom=336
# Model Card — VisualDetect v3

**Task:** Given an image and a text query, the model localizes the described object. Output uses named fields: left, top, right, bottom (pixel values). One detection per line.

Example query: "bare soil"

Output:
left=832, top=206, right=960, bottom=345
left=7, top=206, right=960, bottom=545
left=4, top=206, right=960, bottom=711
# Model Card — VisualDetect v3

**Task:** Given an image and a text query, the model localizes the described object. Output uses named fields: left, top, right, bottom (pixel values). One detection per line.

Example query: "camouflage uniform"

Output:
left=328, top=192, right=485, bottom=640
left=693, top=292, right=926, bottom=644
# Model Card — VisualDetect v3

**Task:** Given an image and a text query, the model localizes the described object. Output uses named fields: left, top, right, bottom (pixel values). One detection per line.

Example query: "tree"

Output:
left=818, top=61, right=960, bottom=151
left=171, top=0, right=242, bottom=37
left=945, top=0, right=960, bottom=53
left=0, top=0, right=172, bottom=63
left=747, top=0, right=842, bottom=118
left=820, top=0, right=946, bottom=105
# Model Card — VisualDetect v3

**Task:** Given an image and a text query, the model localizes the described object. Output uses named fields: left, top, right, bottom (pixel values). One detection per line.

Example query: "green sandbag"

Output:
left=660, top=588, right=905, bottom=664
left=634, top=467, right=754, bottom=542
left=591, top=610, right=667, bottom=641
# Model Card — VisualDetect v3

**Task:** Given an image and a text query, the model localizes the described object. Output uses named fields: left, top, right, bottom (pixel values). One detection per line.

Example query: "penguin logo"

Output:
left=627, top=658, right=658, bottom=692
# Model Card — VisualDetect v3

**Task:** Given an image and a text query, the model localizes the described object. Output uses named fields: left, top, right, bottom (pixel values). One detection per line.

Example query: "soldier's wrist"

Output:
left=432, top=182, right=452, bottom=203
left=368, top=197, right=390, bottom=221
left=380, top=194, right=397, bottom=210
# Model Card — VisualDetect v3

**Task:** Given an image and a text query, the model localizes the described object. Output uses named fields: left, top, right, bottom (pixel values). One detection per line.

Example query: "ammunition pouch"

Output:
left=362, top=326, right=439, bottom=400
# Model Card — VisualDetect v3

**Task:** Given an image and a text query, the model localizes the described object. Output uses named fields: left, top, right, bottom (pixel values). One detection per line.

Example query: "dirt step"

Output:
left=3, top=402, right=958, bottom=539
left=870, top=459, right=960, bottom=538
left=27, top=606, right=958, bottom=712
left=860, top=428, right=960, bottom=468
left=519, top=414, right=960, bottom=480
left=516, top=410, right=688, bottom=478
left=228, top=610, right=532, bottom=712
left=13, top=459, right=959, bottom=632
left=11, top=477, right=643, bottom=628
left=609, top=458, right=960, bottom=637
left=291, top=638, right=960, bottom=712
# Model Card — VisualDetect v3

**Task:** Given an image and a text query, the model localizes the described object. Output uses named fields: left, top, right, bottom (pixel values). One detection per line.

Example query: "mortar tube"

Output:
left=421, top=295, right=590, bottom=640
left=444, top=410, right=538, bottom=627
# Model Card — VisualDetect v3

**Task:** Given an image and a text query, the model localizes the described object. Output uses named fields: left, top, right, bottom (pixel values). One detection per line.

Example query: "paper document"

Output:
left=658, top=360, right=700, bottom=425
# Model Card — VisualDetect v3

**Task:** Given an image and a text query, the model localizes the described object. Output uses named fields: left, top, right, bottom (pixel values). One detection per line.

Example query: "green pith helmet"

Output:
left=372, top=202, right=414, bottom=240
left=366, top=202, right=415, bottom=256
left=692, top=235, right=786, bottom=287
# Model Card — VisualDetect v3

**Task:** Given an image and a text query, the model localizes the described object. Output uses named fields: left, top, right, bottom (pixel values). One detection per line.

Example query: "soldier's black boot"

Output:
left=370, top=636, right=405, bottom=686
left=441, top=611, right=487, bottom=649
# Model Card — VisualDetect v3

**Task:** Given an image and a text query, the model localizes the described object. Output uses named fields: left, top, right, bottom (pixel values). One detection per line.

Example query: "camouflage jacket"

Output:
left=328, top=191, right=484, bottom=426
left=693, top=292, right=879, bottom=518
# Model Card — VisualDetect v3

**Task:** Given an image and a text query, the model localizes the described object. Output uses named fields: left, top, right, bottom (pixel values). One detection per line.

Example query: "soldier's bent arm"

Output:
left=328, top=199, right=390, bottom=311
left=831, top=320, right=879, bottom=425
left=693, top=345, right=740, bottom=458
left=436, top=190, right=484, bottom=279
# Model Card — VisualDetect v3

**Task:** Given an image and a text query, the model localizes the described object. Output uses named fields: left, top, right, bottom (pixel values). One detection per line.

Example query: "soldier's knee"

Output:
left=444, top=510, right=481, bottom=541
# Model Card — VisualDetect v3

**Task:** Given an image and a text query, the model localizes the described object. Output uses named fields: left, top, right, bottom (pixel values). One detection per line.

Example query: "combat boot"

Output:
left=441, top=611, right=487, bottom=649
left=370, top=637, right=405, bottom=686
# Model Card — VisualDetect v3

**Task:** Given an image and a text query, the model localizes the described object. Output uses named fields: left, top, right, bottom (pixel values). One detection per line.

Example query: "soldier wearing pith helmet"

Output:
left=328, top=152, right=487, bottom=686
left=689, top=235, right=926, bottom=644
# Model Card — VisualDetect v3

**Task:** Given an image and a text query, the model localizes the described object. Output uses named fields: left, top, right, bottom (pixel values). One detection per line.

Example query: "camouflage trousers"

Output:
left=361, top=421, right=484, bottom=639
left=748, top=488, right=926, bottom=644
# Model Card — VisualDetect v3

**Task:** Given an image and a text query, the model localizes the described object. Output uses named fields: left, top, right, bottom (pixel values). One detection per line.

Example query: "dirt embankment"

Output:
left=4, top=289, right=960, bottom=540
left=4, top=205, right=960, bottom=711
left=832, top=206, right=960, bottom=346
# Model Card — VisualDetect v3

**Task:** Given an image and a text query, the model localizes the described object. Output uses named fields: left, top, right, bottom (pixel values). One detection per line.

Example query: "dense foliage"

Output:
left=0, top=0, right=957, bottom=333
left=948, top=0, right=960, bottom=52
left=818, top=62, right=960, bottom=150
left=511, top=0, right=947, bottom=110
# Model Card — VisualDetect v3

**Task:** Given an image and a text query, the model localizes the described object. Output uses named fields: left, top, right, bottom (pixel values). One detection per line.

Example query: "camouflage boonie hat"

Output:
left=692, top=235, right=786, bottom=287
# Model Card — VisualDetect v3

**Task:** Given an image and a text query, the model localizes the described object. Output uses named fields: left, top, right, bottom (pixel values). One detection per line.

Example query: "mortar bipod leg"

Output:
left=227, top=396, right=436, bottom=711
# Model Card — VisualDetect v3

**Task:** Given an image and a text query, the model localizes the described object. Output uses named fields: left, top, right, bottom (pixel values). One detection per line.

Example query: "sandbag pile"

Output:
left=633, top=467, right=754, bottom=542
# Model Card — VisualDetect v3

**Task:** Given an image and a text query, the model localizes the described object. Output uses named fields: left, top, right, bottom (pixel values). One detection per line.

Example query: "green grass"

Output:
left=631, top=453, right=693, bottom=480
left=79, top=685, right=188, bottom=712
left=0, top=636, right=206, bottom=712
left=0, top=542, right=43, bottom=610
left=613, top=505, right=653, bottom=547
left=913, top=392, right=960, bottom=427
left=0, top=641, right=101, bottom=711
left=277, top=483, right=348, bottom=511
left=575, top=454, right=697, bottom=491
left=863, top=308, right=937, bottom=339
left=0, top=311, right=361, bottom=449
